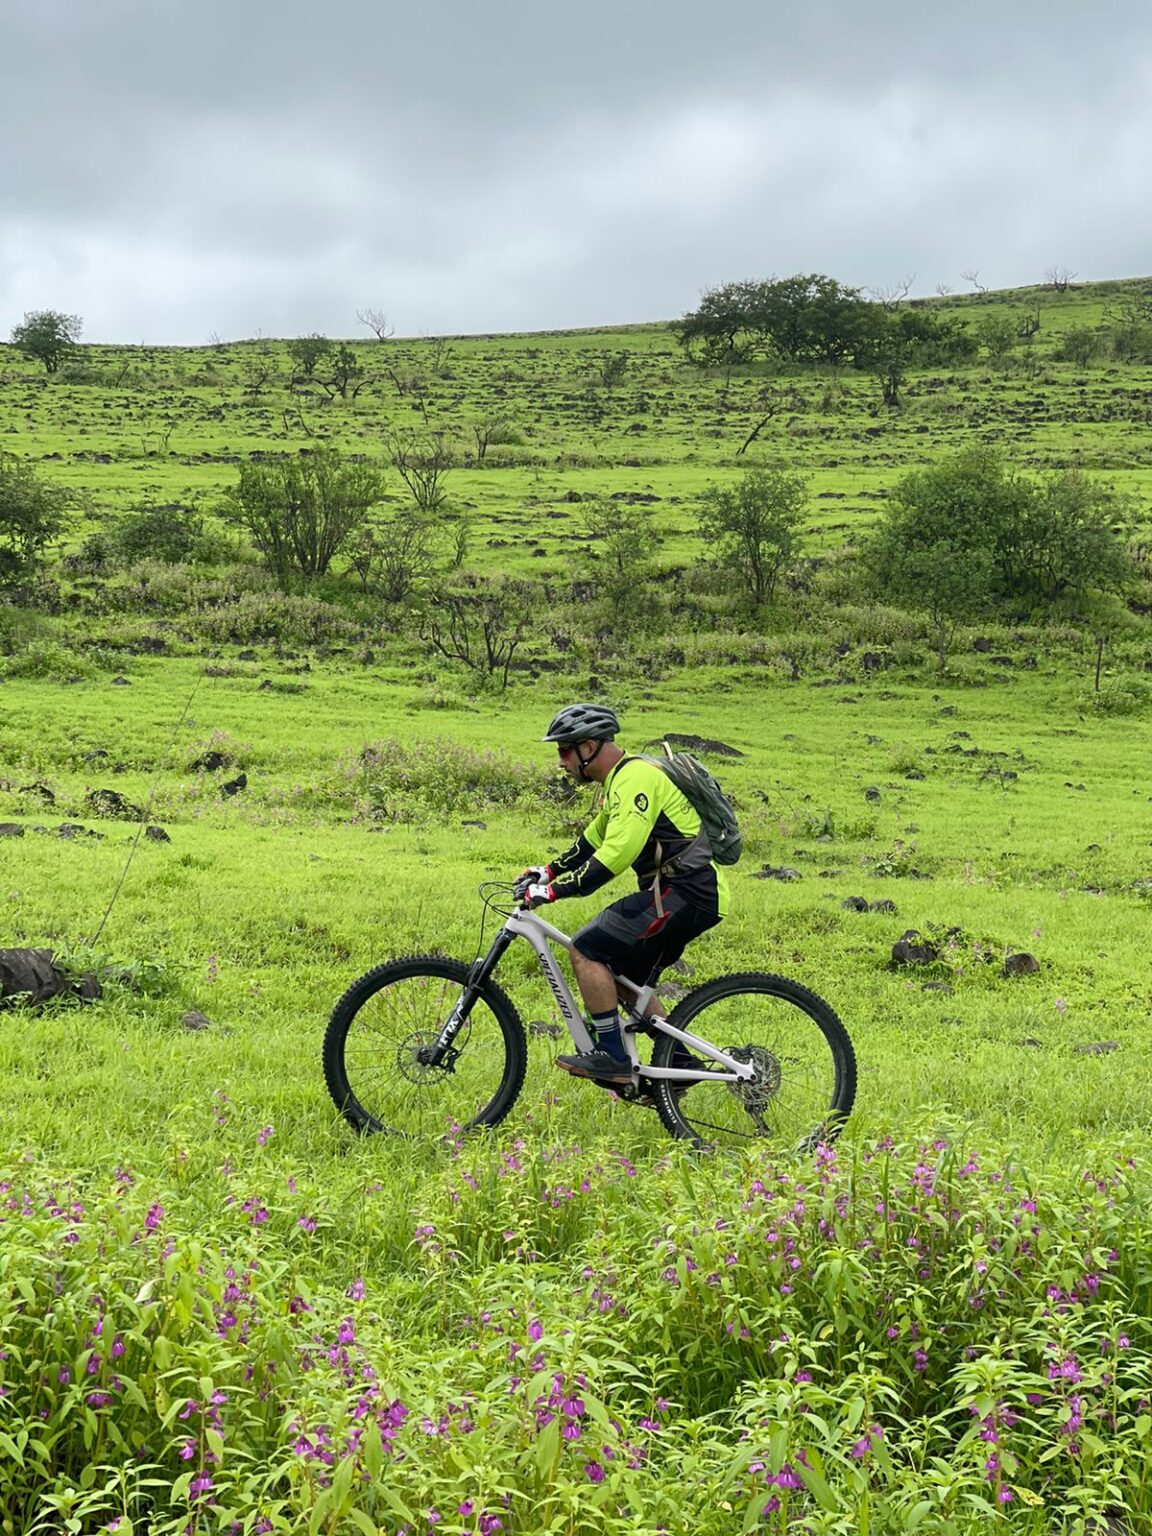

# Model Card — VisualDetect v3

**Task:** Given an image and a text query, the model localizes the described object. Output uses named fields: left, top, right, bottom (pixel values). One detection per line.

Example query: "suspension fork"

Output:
left=420, top=927, right=515, bottom=1066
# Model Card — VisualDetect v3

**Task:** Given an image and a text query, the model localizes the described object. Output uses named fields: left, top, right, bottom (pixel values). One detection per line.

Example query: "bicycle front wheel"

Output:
left=651, top=972, right=856, bottom=1150
left=323, top=955, right=527, bottom=1138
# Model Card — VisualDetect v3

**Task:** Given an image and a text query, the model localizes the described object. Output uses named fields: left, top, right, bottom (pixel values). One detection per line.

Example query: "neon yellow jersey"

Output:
left=550, top=753, right=730, bottom=916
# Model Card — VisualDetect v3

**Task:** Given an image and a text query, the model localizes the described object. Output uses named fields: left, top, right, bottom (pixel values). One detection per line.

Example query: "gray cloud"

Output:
left=2, top=0, right=1151, bottom=341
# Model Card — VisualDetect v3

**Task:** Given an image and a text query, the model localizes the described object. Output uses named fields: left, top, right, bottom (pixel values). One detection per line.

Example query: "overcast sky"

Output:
left=2, top=0, right=1150, bottom=343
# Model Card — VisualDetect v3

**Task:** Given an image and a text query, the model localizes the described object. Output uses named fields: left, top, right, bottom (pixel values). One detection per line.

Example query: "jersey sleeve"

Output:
left=548, top=834, right=594, bottom=876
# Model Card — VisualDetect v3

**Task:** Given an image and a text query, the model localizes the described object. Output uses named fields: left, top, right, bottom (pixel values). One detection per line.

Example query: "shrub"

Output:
left=0, top=451, right=70, bottom=584
left=191, top=591, right=360, bottom=647
left=698, top=466, right=808, bottom=605
left=318, top=738, right=555, bottom=821
left=107, top=502, right=217, bottom=565
left=1058, top=327, right=1102, bottom=366
left=0, top=639, right=97, bottom=682
left=1077, top=677, right=1152, bottom=716
left=221, top=448, right=386, bottom=583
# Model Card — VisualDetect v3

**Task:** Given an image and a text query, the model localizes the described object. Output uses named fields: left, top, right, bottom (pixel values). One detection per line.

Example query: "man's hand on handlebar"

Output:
left=516, top=880, right=557, bottom=910
left=513, top=865, right=551, bottom=902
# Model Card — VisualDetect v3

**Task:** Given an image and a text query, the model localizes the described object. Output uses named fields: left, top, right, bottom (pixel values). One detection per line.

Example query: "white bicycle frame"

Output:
left=505, top=908, right=756, bottom=1084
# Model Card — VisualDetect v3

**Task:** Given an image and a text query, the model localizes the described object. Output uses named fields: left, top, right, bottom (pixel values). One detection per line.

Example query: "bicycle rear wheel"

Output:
left=323, top=955, right=527, bottom=1137
left=650, top=972, right=855, bottom=1150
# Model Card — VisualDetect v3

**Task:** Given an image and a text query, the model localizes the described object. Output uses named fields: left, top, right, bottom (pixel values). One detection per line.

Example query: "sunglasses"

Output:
left=556, top=742, right=580, bottom=758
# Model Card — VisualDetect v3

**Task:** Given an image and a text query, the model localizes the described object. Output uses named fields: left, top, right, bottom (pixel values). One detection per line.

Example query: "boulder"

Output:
left=1001, top=952, right=1040, bottom=978
left=0, top=949, right=100, bottom=1006
left=892, top=930, right=939, bottom=965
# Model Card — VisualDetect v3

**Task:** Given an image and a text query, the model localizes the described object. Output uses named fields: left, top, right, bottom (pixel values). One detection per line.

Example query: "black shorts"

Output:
left=571, top=884, right=722, bottom=987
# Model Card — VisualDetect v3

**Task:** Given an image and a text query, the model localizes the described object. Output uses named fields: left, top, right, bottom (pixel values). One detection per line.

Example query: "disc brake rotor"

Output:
left=724, top=1044, right=781, bottom=1130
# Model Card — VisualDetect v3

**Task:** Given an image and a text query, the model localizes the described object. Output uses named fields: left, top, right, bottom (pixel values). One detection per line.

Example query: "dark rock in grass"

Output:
left=220, top=773, right=247, bottom=797
left=237, top=649, right=258, bottom=661
left=82, top=749, right=109, bottom=761
left=868, top=899, right=897, bottom=913
left=1001, top=952, right=1040, bottom=978
left=753, top=866, right=802, bottom=882
left=669, top=958, right=695, bottom=978
left=892, top=930, right=939, bottom=965
left=1065, top=782, right=1087, bottom=791
left=841, top=896, right=870, bottom=911
left=972, top=637, right=993, bottom=653
left=460, top=819, right=487, bottom=830
left=864, top=786, right=881, bottom=802
left=182, top=1010, right=214, bottom=1032
left=145, top=825, right=171, bottom=843
left=19, top=781, right=55, bottom=804
left=85, top=787, right=144, bottom=820
left=660, top=733, right=744, bottom=758
left=111, top=676, right=131, bottom=686
left=190, top=749, right=230, bottom=773
left=0, top=824, right=24, bottom=837
left=0, top=949, right=100, bottom=1006
left=660, top=982, right=689, bottom=1002
left=528, top=1020, right=563, bottom=1038
left=1020, top=1036, right=1043, bottom=1048
left=921, top=982, right=954, bottom=995
left=58, top=823, right=102, bottom=840
left=1074, top=1041, right=1119, bottom=1056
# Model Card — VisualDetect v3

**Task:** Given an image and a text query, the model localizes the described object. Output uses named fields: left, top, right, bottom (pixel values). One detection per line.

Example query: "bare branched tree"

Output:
left=388, top=428, right=455, bottom=515
left=346, top=510, right=445, bottom=603
left=1045, top=266, right=1077, bottom=294
left=240, top=354, right=278, bottom=399
left=1016, top=305, right=1042, bottom=341
left=736, top=388, right=780, bottom=456
left=422, top=334, right=455, bottom=376
left=868, top=276, right=914, bottom=311
left=471, top=415, right=521, bottom=461
left=960, top=269, right=987, bottom=293
left=421, top=576, right=533, bottom=689
left=355, top=308, right=394, bottom=341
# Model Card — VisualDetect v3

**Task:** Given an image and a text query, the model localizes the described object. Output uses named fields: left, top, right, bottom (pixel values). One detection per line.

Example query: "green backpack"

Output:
left=642, top=742, right=744, bottom=866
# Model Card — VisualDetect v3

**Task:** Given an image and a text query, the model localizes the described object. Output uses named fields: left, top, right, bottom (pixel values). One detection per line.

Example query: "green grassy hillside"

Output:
left=1, top=277, right=1151, bottom=1532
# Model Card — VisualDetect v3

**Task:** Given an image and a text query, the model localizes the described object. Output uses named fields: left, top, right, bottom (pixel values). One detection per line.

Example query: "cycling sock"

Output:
left=589, top=1009, right=628, bottom=1062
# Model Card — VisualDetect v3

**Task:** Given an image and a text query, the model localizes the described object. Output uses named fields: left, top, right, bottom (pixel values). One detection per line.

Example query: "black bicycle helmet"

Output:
left=542, top=703, right=620, bottom=744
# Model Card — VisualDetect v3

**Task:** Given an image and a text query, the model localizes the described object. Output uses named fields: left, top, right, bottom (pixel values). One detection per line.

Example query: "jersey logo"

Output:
left=634, top=792, right=648, bottom=811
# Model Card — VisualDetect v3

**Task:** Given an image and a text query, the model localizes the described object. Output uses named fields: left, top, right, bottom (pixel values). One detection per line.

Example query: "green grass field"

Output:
left=2, top=278, right=1152, bottom=1533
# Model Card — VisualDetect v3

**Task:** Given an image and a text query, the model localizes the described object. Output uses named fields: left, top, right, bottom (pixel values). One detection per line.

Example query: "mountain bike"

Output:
left=323, top=882, right=856, bottom=1149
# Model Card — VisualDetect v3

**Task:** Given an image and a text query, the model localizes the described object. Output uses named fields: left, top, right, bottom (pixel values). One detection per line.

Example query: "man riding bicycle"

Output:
left=516, top=703, right=729, bottom=1084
